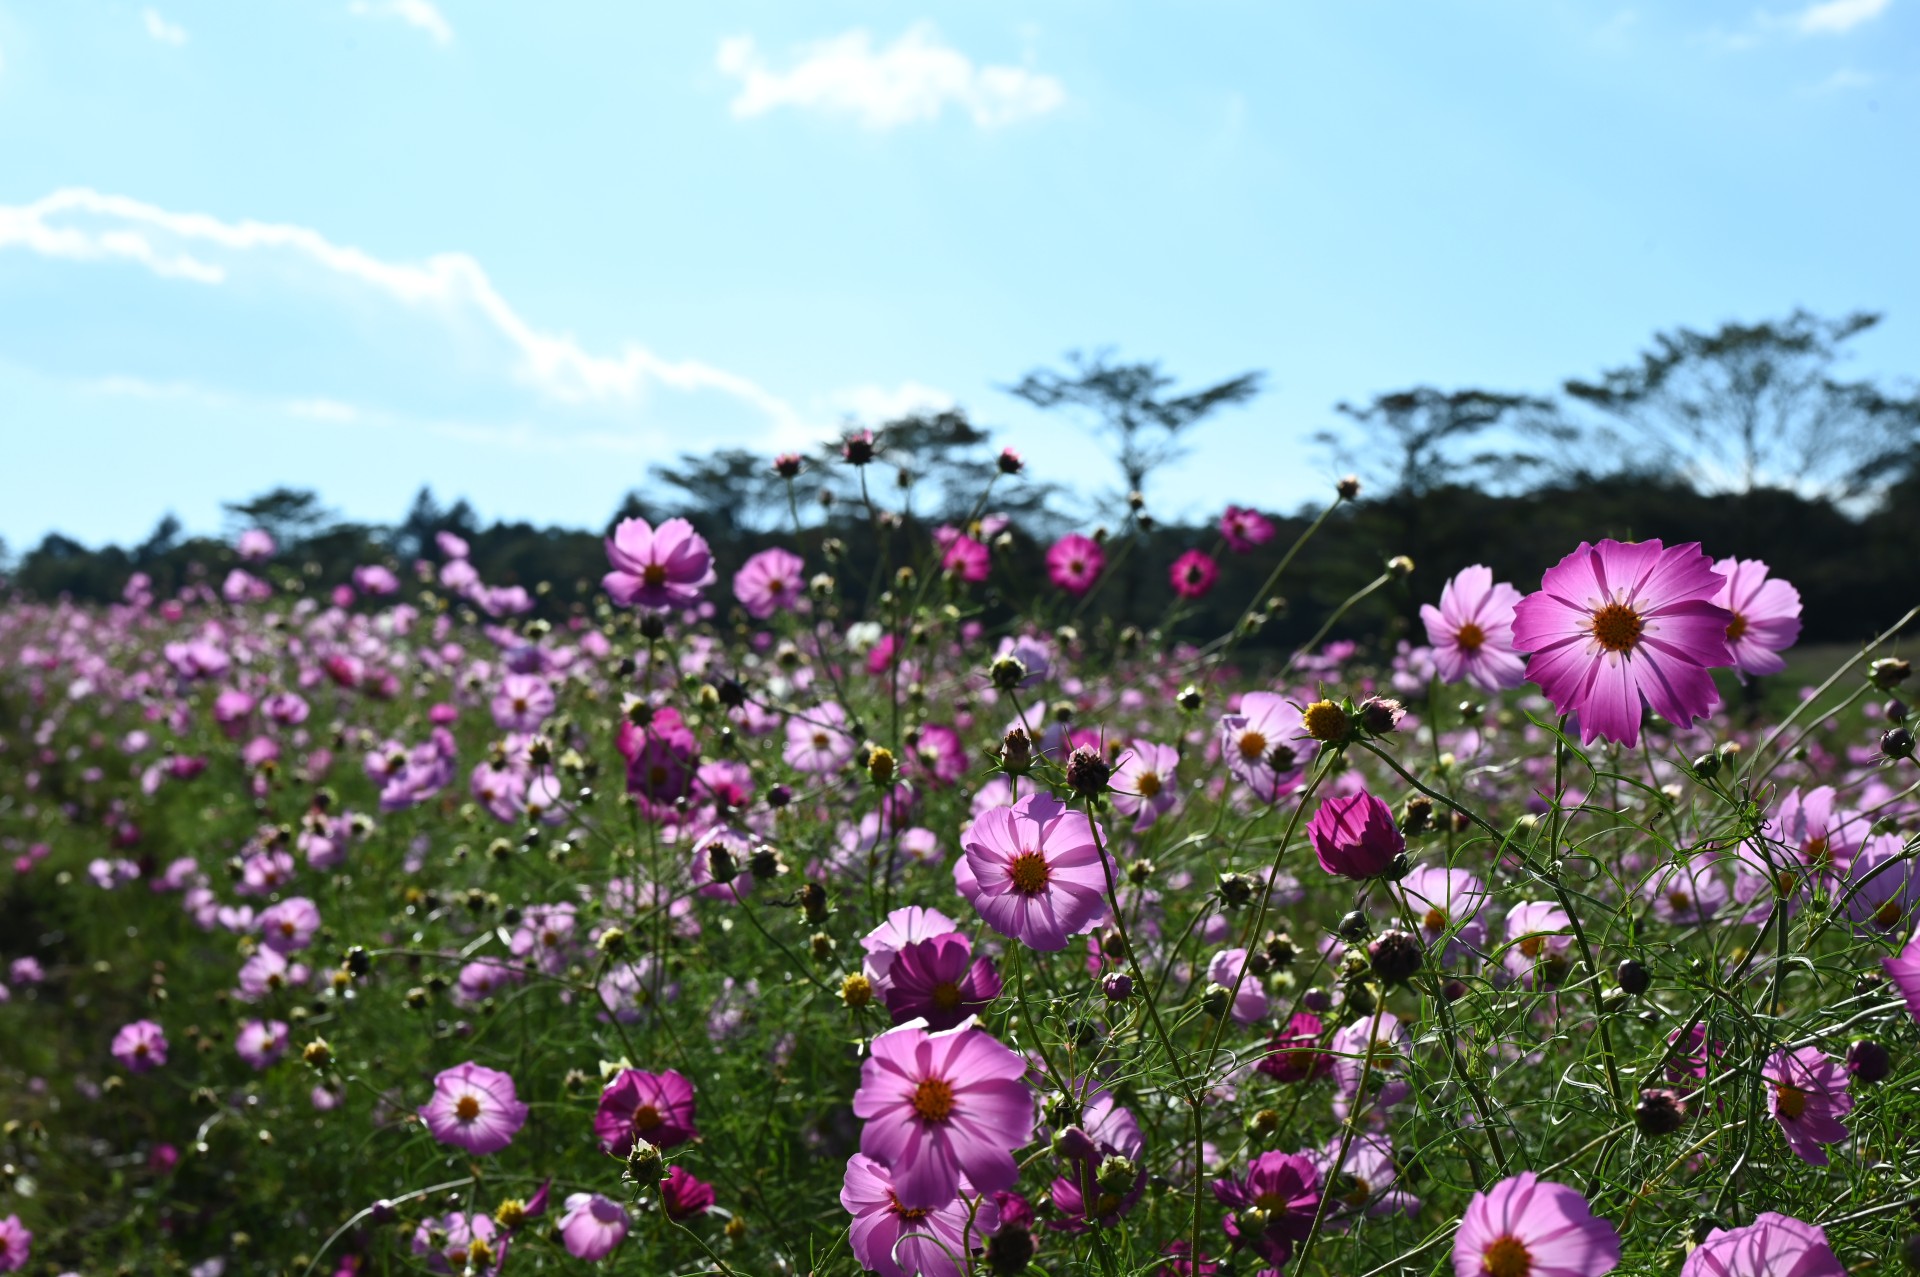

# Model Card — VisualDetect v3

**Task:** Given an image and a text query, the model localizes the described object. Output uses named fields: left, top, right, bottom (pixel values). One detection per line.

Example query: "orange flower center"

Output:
left=512, top=697, right=528, bottom=713
left=1009, top=851, right=1051, bottom=894
left=1423, top=906, right=1448, bottom=932
left=1589, top=601, right=1644, bottom=654
left=1455, top=621, right=1486, bottom=652
left=632, top=1104, right=663, bottom=1132
left=1518, top=935, right=1545, bottom=959
left=643, top=563, right=667, bottom=588
left=1666, top=891, right=1693, bottom=913
left=1774, top=870, right=1799, bottom=897
left=1775, top=1084, right=1807, bottom=1120
left=1236, top=730, right=1268, bottom=760
left=812, top=731, right=830, bottom=749
left=1802, top=836, right=1830, bottom=868
left=931, top=981, right=963, bottom=1011
left=1726, top=611, right=1749, bottom=642
left=887, top=1192, right=931, bottom=1221
left=1875, top=899, right=1903, bottom=928
left=1135, top=771, right=1163, bottom=798
left=912, top=1076, right=956, bottom=1122
left=455, top=1095, right=481, bottom=1121
left=1483, top=1235, right=1533, bottom=1277
left=767, top=577, right=787, bottom=594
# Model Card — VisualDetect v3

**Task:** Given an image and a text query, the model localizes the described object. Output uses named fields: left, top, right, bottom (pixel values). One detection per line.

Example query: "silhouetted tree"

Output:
left=222, top=488, right=333, bottom=548
left=1005, top=351, right=1263, bottom=508
left=1565, top=311, right=1920, bottom=501
left=649, top=450, right=786, bottom=536
left=1316, top=388, right=1566, bottom=497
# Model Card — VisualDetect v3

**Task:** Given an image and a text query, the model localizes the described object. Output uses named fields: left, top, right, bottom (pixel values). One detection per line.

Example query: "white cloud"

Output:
left=348, top=0, right=454, bottom=47
left=144, top=9, right=188, bottom=46
left=0, top=187, right=824, bottom=442
left=826, top=380, right=956, bottom=423
left=1793, top=0, right=1890, bottom=33
left=717, top=23, right=1065, bottom=129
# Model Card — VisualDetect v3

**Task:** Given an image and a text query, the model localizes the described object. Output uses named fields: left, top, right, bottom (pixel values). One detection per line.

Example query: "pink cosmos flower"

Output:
left=884, top=933, right=1003, bottom=1031
left=417, top=1061, right=528, bottom=1156
left=1762, top=1046, right=1851, bottom=1166
left=602, top=517, right=716, bottom=609
left=0, top=1214, right=28, bottom=1273
left=1169, top=549, right=1219, bottom=599
left=1206, top=948, right=1270, bottom=1025
left=1257, top=1012, right=1329, bottom=1084
left=236, top=528, right=276, bottom=561
left=1111, top=739, right=1180, bottom=832
left=1397, top=865, right=1490, bottom=965
left=594, top=1068, right=697, bottom=1153
left=841, top=1153, right=1000, bottom=1277
left=1212, top=1151, right=1320, bottom=1267
left=258, top=896, right=321, bottom=953
left=660, top=1166, right=716, bottom=1221
left=411, top=1212, right=505, bottom=1274
left=1307, top=791, right=1404, bottom=880
left=509, top=902, right=577, bottom=974
left=910, top=723, right=969, bottom=787
left=1843, top=832, right=1919, bottom=935
left=862, top=905, right=961, bottom=994
left=1421, top=565, right=1526, bottom=693
left=491, top=674, right=554, bottom=732
left=1680, top=1211, right=1844, bottom=1277
left=112, top=1019, right=168, bottom=1073
left=558, top=1193, right=630, bottom=1261
left=733, top=547, right=806, bottom=619
left=1451, top=1172, right=1621, bottom=1277
left=1218, top=693, right=1314, bottom=803
left=942, top=535, right=991, bottom=582
left=1882, top=925, right=1920, bottom=1025
left=352, top=564, right=400, bottom=597
left=1046, top=534, right=1106, bottom=596
left=853, top=1020, right=1034, bottom=1210
left=959, top=792, right=1114, bottom=952
left=1511, top=539, right=1735, bottom=748
left=235, top=1019, right=290, bottom=1070
left=1220, top=505, right=1275, bottom=553
left=1501, top=902, right=1574, bottom=989
left=784, top=703, right=855, bottom=774
left=1713, top=558, right=1803, bottom=678
left=1049, top=1091, right=1147, bottom=1230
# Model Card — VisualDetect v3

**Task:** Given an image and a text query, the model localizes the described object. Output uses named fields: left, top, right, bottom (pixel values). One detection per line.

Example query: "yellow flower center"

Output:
left=1482, top=1235, right=1532, bottom=1277
left=1775, top=1084, right=1807, bottom=1120
left=1589, top=601, right=1644, bottom=654
left=1302, top=701, right=1349, bottom=742
left=931, top=981, right=963, bottom=1011
left=1135, top=771, right=1163, bottom=798
left=887, top=1192, right=930, bottom=1221
left=912, top=1076, right=956, bottom=1122
left=840, top=973, right=874, bottom=1008
left=1009, top=851, right=1051, bottom=894
left=1455, top=621, right=1486, bottom=652
left=455, top=1095, right=481, bottom=1122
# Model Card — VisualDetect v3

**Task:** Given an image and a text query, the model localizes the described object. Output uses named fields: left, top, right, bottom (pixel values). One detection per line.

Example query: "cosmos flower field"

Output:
left=2, top=449, right=1919, bottom=1277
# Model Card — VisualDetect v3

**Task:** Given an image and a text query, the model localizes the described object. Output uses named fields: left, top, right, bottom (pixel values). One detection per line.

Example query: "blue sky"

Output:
left=0, top=0, right=1914, bottom=551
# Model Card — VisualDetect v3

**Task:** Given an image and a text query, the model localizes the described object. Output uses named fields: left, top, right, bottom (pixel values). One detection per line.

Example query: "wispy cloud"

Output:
left=1804, top=66, right=1878, bottom=92
left=348, top=0, right=454, bottom=47
left=825, top=380, right=955, bottom=423
left=1792, top=0, right=1891, bottom=34
left=0, top=187, right=821, bottom=443
left=717, top=23, right=1065, bottom=129
left=143, top=8, right=188, bottom=46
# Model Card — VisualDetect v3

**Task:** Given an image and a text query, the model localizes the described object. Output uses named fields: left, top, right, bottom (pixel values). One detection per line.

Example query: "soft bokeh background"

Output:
left=1, top=0, right=1916, bottom=546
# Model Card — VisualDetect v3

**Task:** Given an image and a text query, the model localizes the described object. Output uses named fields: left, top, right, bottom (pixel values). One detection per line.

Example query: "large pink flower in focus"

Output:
left=1763, top=1046, right=1851, bottom=1166
left=602, top=517, right=716, bottom=609
left=1713, top=558, right=1802, bottom=678
left=594, top=1067, right=698, bottom=1153
left=733, top=547, right=806, bottom=619
left=959, top=792, right=1113, bottom=952
left=1421, top=565, right=1525, bottom=693
left=1680, top=1211, right=1843, bottom=1277
left=1511, top=539, right=1734, bottom=748
left=1451, top=1172, right=1621, bottom=1277
left=417, top=1061, right=528, bottom=1156
left=1046, top=533, right=1105, bottom=596
left=841, top=1152, right=1000, bottom=1277
left=851, top=1020, right=1034, bottom=1210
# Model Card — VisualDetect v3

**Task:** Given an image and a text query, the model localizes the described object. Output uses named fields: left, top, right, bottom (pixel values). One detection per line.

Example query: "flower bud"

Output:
left=749, top=844, right=784, bottom=881
left=1883, top=728, right=1915, bottom=762
left=1870, top=657, right=1912, bottom=690
left=1386, top=554, right=1414, bottom=577
left=705, top=841, right=738, bottom=886
left=997, top=447, right=1024, bottom=475
left=867, top=747, right=897, bottom=786
left=596, top=927, right=628, bottom=957
left=1052, top=1126, right=1097, bottom=1162
left=1065, top=746, right=1111, bottom=797
left=1216, top=872, right=1255, bottom=908
left=1201, top=983, right=1232, bottom=1018
left=1095, top=1154, right=1138, bottom=1195
left=990, top=657, right=1028, bottom=691
left=1358, top=697, right=1405, bottom=736
left=1337, top=475, right=1361, bottom=500
left=809, top=932, right=835, bottom=962
left=302, top=1038, right=333, bottom=1070
left=999, top=728, right=1033, bottom=774
left=1635, top=1088, right=1687, bottom=1137
left=1176, top=685, right=1204, bottom=712
left=1848, top=1038, right=1892, bottom=1083
left=1615, top=958, right=1650, bottom=996
left=1102, top=971, right=1132, bottom=1001
left=800, top=881, right=829, bottom=923
left=1400, top=795, right=1434, bottom=835
left=1367, top=929, right=1423, bottom=985
left=1309, top=792, right=1405, bottom=880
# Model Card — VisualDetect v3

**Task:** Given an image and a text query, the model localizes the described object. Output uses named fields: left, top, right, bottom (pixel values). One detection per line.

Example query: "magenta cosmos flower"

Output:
left=1451, top=1172, right=1621, bottom=1277
left=491, top=673, right=554, bottom=732
left=733, top=546, right=806, bottom=619
left=558, top=1193, right=630, bottom=1261
left=841, top=1152, right=1000, bottom=1277
left=1307, top=790, right=1404, bottom=880
left=602, top=517, right=716, bottom=609
left=1421, top=565, right=1526, bottom=693
left=1762, top=1046, right=1851, bottom=1166
left=1046, top=533, right=1106, bottom=596
left=258, top=896, right=321, bottom=953
left=884, top=932, right=1003, bottom=1031
left=1169, top=549, right=1219, bottom=599
left=417, top=1061, right=529, bottom=1156
left=1511, top=539, right=1735, bottom=748
left=412, top=1212, right=505, bottom=1274
left=0, top=1214, right=30, bottom=1273
left=594, top=1067, right=697, bottom=1153
left=235, top=1018, right=290, bottom=1070
left=660, top=1165, right=716, bottom=1220
left=1206, top=948, right=1270, bottom=1025
left=1713, top=558, right=1802, bottom=678
left=784, top=703, right=855, bottom=774
left=1212, top=1151, right=1320, bottom=1267
left=1883, top=925, right=1920, bottom=1024
left=851, top=1019, right=1035, bottom=1210
left=959, top=791, right=1114, bottom=952
left=862, top=904, right=962, bottom=995
left=1680, top=1212, right=1844, bottom=1277
left=1049, top=1091, right=1147, bottom=1230
left=111, top=1019, right=168, bottom=1073
left=943, top=534, right=991, bottom=582
left=1220, top=505, right=1275, bottom=553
